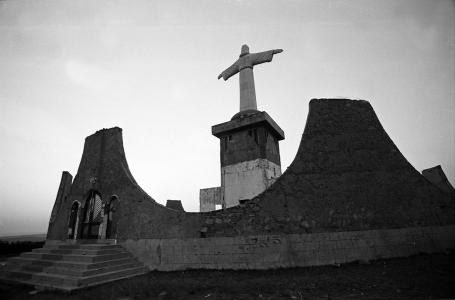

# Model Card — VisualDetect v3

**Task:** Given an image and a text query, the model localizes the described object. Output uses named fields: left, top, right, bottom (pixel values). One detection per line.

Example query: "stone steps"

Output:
left=43, top=244, right=123, bottom=251
left=20, top=251, right=131, bottom=263
left=11, top=260, right=142, bottom=277
left=32, top=247, right=121, bottom=256
left=4, top=266, right=147, bottom=289
left=7, top=256, right=135, bottom=270
left=0, top=241, right=148, bottom=291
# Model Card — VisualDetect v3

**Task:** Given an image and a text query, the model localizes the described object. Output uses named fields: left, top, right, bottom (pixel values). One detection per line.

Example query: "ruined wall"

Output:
left=47, top=99, right=455, bottom=243
left=122, top=225, right=455, bottom=271
left=166, top=200, right=185, bottom=211
left=422, top=165, right=455, bottom=197
left=201, top=99, right=455, bottom=237
left=46, top=128, right=202, bottom=241
left=47, top=171, right=73, bottom=239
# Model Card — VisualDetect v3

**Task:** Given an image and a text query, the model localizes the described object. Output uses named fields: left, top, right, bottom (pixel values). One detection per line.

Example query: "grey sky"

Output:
left=0, top=0, right=454, bottom=236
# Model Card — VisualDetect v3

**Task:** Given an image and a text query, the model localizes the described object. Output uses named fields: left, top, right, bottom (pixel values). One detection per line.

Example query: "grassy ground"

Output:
left=0, top=240, right=45, bottom=263
left=0, top=234, right=46, bottom=242
left=1, top=252, right=454, bottom=299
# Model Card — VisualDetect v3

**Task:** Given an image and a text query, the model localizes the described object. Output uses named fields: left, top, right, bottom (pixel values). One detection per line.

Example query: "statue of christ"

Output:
left=218, top=44, right=283, bottom=111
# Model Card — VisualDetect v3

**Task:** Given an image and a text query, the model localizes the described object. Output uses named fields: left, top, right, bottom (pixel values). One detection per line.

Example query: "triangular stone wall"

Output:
left=46, top=99, right=455, bottom=241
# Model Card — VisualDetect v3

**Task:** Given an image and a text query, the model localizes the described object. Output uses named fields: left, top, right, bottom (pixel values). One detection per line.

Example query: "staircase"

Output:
left=0, top=240, right=148, bottom=291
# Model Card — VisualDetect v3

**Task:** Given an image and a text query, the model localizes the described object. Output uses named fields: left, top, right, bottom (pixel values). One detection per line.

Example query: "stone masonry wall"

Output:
left=200, top=99, right=455, bottom=237
left=47, top=99, right=455, bottom=242
left=47, top=171, right=73, bottom=239
left=422, top=165, right=455, bottom=197
left=219, top=123, right=281, bottom=167
left=122, top=225, right=455, bottom=271
left=46, top=127, right=202, bottom=241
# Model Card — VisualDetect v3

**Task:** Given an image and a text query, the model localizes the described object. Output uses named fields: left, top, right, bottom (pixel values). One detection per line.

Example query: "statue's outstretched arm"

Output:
left=251, top=49, right=283, bottom=66
left=218, top=61, right=240, bottom=81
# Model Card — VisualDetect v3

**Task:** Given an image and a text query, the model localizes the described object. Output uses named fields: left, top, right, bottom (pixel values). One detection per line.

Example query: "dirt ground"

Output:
left=1, top=252, right=454, bottom=299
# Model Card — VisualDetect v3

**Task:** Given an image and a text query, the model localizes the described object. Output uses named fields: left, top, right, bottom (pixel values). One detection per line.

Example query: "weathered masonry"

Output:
left=43, top=99, right=455, bottom=255
left=3, top=43, right=453, bottom=291
left=200, top=110, right=285, bottom=212
left=2, top=99, right=455, bottom=290
left=211, top=110, right=284, bottom=209
left=422, top=165, right=455, bottom=198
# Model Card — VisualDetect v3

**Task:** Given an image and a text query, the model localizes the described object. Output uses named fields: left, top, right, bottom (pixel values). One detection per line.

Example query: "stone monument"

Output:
left=218, top=44, right=283, bottom=111
left=3, top=44, right=454, bottom=292
left=200, top=45, right=285, bottom=211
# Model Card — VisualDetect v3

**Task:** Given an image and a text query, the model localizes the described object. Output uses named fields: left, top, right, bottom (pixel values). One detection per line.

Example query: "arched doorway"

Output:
left=81, top=191, right=103, bottom=239
left=68, top=201, right=80, bottom=239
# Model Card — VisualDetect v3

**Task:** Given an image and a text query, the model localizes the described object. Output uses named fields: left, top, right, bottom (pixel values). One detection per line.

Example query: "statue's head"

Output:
left=240, top=44, right=249, bottom=57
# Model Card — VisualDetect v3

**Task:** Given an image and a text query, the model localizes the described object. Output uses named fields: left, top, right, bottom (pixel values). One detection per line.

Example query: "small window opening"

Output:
left=228, top=135, right=233, bottom=141
left=253, top=129, right=258, bottom=144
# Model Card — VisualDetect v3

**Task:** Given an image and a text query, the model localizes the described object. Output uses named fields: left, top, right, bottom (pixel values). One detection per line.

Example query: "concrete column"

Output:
left=239, top=67, right=257, bottom=111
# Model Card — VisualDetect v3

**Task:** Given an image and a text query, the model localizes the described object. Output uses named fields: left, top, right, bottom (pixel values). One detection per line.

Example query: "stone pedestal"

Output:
left=211, top=110, right=284, bottom=208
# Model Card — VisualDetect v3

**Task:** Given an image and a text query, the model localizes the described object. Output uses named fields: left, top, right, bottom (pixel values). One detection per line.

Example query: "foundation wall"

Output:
left=122, top=225, right=455, bottom=271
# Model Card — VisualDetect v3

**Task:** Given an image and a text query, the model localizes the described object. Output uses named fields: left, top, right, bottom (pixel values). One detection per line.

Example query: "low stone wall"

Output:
left=122, top=225, right=455, bottom=271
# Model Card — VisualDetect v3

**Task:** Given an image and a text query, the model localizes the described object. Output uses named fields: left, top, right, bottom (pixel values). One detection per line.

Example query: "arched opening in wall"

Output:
left=68, top=201, right=80, bottom=239
left=81, top=190, right=103, bottom=239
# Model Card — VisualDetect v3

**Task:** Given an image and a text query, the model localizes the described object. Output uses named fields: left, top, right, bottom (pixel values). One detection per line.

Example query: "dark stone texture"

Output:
left=422, top=165, right=455, bottom=197
left=47, top=99, right=455, bottom=242
left=219, top=126, right=281, bottom=167
left=46, top=128, right=201, bottom=241
left=212, top=111, right=283, bottom=167
left=166, top=200, right=185, bottom=211
left=202, top=99, right=455, bottom=236
left=47, top=171, right=73, bottom=239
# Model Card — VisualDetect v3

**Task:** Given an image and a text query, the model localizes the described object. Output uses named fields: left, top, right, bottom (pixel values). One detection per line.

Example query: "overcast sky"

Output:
left=0, top=0, right=454, bottom=236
